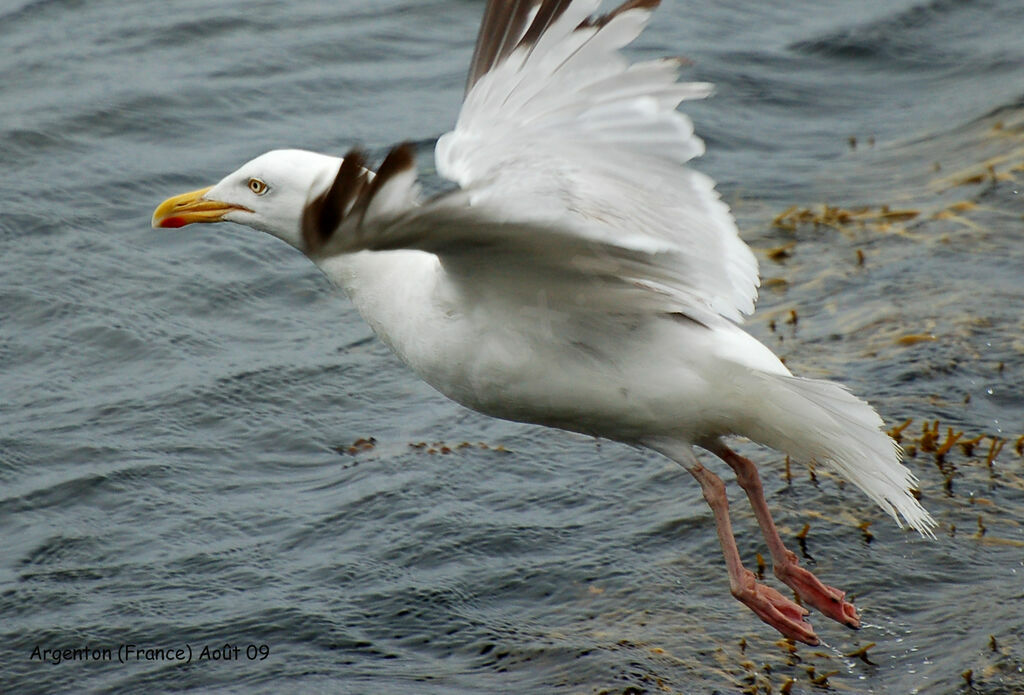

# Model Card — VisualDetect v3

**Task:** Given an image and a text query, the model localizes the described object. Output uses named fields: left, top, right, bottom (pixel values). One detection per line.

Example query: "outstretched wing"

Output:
left=438, top=0, right=759, bottom=322
left=311, top=0, right=759, bottom=322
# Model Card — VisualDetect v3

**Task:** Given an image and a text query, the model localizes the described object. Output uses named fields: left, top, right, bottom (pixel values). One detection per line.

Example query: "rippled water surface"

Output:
left=2, top=1, right=1023, bottom=693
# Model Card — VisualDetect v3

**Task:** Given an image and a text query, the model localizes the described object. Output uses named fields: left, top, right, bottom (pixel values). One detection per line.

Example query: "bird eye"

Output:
left=248, top=178, right=269, bottom=196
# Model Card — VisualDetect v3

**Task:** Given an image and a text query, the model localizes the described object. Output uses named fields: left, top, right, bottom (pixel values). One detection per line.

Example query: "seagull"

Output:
left=153, top=0, right=935, bottom=645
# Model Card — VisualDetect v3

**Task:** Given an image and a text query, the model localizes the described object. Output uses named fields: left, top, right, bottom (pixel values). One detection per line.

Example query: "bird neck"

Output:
left=314, top=250, right=445, bottom=362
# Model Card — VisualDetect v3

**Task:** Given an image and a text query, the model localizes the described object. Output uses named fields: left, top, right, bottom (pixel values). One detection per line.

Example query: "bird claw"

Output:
left=733, top=570, right=820, bottom=645
left=776, top=557, right=860, bottom=630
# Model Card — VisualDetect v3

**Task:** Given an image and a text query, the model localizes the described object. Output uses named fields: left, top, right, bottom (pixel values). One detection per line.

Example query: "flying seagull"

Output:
left=153, top=0, right=935, bottom=645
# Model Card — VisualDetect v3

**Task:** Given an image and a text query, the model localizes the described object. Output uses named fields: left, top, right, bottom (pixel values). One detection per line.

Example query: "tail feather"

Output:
left=748, top=373, right=937, bottom=537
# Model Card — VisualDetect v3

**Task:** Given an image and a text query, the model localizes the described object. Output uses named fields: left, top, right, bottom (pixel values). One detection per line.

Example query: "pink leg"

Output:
left=711, top=443, right=860, bottom=631
left=686, top=459, right=821, bottom=645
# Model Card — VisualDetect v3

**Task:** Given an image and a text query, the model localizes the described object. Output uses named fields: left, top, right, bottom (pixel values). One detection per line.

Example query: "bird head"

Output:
left=152, top=149, right=342, bottom=252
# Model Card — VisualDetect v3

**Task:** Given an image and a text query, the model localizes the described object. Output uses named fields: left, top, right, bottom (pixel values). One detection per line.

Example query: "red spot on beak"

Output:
left=158, top=216, right=188, bottom=228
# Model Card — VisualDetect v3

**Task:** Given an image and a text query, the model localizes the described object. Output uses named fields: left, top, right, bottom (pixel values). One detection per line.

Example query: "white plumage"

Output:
left=153, top=0, right=935, bottom=645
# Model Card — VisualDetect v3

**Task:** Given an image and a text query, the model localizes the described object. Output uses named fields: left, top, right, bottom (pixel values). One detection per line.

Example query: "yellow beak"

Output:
left=151, top=186, right=251, bottom=228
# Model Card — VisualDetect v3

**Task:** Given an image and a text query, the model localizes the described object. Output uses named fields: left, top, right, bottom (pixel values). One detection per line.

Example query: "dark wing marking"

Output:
left=466, top=0, right=535, bottom=93
left=518, top=0, right=574, bottom=49
left=578, top=0, right=659, bottom=29
left=301, top=144, right=417, bottom=255
left=465, top=0, right=661, bottom=95
left=669, top=310, right=708, bottom=330
left=356, top=142, right=416, bottom=224
left=466, top=0, right=572, bottom=94
left=302, top=149, right=369, bottom=253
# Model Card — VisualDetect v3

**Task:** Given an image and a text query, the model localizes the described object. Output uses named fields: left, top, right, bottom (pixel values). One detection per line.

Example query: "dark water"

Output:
left=2, top=1, right=1023, bottom=693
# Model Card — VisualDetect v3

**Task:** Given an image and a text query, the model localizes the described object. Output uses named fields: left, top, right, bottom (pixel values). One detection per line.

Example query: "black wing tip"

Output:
left=519, top=0, right=573, bottom=47
left=467, top=0, right=542, bottom=93
left=377, top=142, right=417, bottom=179
left=357, top=142, right=418, bottom=221
left=301, top=149, right=370, bottom=253
left=579, top=0, right=660, bottom=29
left=342, top=147, right=369, bottom=166
left=466, top=0, right=662, bottom=94
left=301, top=144, right=418, bottom=254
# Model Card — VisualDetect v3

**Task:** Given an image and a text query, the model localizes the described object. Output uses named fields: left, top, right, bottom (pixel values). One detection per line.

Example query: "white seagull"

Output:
left=153, top=0, right=935, bottom=645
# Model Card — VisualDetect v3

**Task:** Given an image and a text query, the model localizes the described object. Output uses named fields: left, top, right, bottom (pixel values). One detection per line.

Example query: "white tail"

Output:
left=744, top=373, right=937, bottom=537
